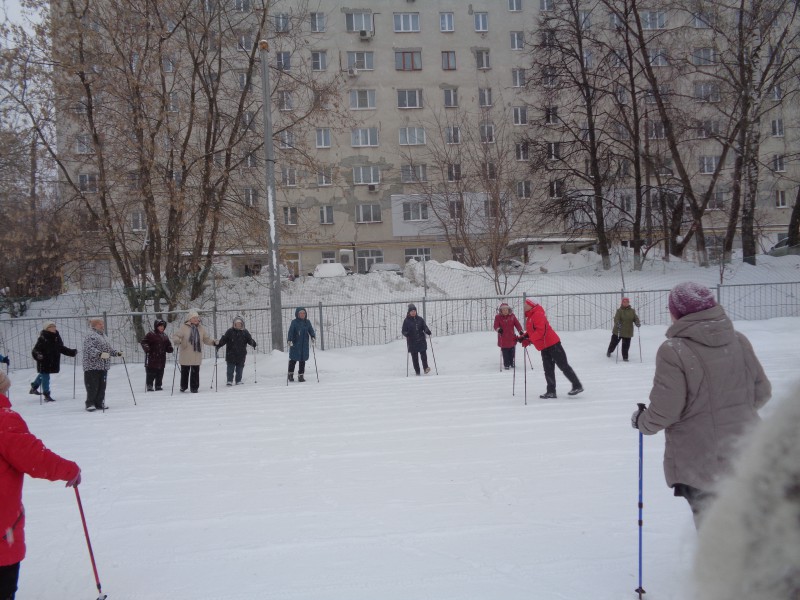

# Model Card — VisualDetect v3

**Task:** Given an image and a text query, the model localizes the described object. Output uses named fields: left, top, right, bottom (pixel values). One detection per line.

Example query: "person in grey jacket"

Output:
left=631, top=282, right=771, bottom=528
left=82, top=318, right=123, bottom=412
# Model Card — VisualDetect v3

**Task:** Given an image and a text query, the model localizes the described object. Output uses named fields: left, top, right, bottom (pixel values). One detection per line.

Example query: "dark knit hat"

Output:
left=407, top=303, right=417, bottom=312
left=668, top=282, right=717, bottom=319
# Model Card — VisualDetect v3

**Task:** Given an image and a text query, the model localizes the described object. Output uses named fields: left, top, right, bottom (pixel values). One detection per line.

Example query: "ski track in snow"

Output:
left=9, top=319, right=796, bottom=599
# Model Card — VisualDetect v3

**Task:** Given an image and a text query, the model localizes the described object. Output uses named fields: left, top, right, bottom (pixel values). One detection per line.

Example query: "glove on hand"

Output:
left=100, top=352, right=110, bottom=360
left=0, top=356, right=9, bottom=365
left=66, top=470, right=82, bottom=488
left=631, top=404, right=646, bottom=430
left=115, top=351, right=124, bottom=358
left=287, top=341, right=293, bottom=348
left=497, top=327, right=503, bottom=335
left=520, top=338, right=531, bottom=348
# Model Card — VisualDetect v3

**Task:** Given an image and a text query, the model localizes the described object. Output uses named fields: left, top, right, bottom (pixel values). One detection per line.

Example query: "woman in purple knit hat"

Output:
left=631, top=282, right=772, bottom=528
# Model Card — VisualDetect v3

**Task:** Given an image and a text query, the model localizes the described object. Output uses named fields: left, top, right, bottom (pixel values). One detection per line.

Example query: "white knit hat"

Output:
left=42, top=320, right=56, bottom=330
left=185, top=309, right=200, bottom=322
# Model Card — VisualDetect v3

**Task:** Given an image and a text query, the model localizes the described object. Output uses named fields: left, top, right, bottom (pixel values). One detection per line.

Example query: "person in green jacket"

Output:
left=606, top=297, right=640, bottom=361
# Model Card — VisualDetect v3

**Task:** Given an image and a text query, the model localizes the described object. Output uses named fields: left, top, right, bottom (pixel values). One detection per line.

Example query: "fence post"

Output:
left=716, top=283, right=722, bottom=306
left=318, top=301, right=325, bottom=351
left=422, top=298, right=426, bottom=321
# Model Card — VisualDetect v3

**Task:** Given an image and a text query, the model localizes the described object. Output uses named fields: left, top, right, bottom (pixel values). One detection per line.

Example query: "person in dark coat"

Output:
left=29, top=321, right=78, bottom=402
left=287, top=307, right=315, bottom=382
left=402, top=303, right=431, bottom=376
left=216, top=316, right=257, bottom=386
left=606, top=297, right=641, bottom=361
left=493, top=302, right=523, bottom=370
left=519, top=298, right=583, bottom=398
left=139, top=319, right=174, bottom=392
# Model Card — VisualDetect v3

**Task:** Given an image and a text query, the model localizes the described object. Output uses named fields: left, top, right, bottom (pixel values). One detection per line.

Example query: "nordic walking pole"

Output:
left=73, top=354, right=77, bottom=399
left=120, top=354, right=137, bottom=406
left=512, top=347, right=516, bottom=396
left=170, top=347, right=179, bottom=396
left=636, top=404, right=646, bottom=599
left=311, top=337, right=319, bottom=382
left=638, top=325, right=643, bottom=363
left=615, top=322, right=622, bottom=364
left=428, top=333, right=438, bottom=375
left=526, top=347, right=535, bottom=371
left=74, top=487, right=108, bottom=600
left=523, top=346, right=528, bottom=405
left=211, top=350, right=218, bottom=390
left=253, top=346, right=257, bottom=383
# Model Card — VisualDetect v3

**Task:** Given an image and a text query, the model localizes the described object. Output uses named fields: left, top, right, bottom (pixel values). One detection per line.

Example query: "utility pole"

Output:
left=259, top=40, right=284, bottom=351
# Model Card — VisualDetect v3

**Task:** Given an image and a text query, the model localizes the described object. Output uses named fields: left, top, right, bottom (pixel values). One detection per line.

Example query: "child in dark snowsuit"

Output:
left=493, top=303, right=523, bottom=369
left=402, top=303, right=432, bottom=375
left=287, top=307, right=315, bottom=382
left=30, top=321, right=78, bottom=402
left=140, top=319, right=174, bottom=391
left=216, top=316, right=257, bottom=386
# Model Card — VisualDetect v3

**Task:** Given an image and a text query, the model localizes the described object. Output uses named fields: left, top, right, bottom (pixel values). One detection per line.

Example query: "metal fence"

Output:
left=1, top=282, right=798, bottom=371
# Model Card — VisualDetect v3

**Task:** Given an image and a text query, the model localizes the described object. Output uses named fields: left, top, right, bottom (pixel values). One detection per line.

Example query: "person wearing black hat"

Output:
left=140, top=319, right=174, bottom=391
left=402, top=304, right=431, bottom=375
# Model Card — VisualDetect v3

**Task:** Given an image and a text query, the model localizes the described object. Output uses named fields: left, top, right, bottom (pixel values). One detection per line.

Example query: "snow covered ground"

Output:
left=9, top=316, right=798, bottom=600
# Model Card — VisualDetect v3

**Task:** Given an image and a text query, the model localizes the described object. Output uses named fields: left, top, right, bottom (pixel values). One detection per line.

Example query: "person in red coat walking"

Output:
left=493, top=303, right=523, bottom=370
left=0, top=371, right=81, bottom=599
left=519, top=298, right=583, bottom=399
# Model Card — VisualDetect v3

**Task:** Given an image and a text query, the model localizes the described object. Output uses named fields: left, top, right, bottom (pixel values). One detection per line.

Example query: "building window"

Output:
left=509, top=0, right=522, bottom=11
left=399, top=127, right=426, bottom=145
left=709, top=191, right=725, bottom=210
left=350, top=89, right=376, bottom=109
left=697, top=120, right=720, bottom=138
left=445, top=127, right=461, bottom=144
left=772, top=86, right=782, bottom=100
left=694, top=82, right=720, bottom=102
left=540, top=0, right=554, bottom=11
left=274, top=13, right=290, bottom=33
left=773, top=154, right=785, bottom=172
left=283, top=206, right=298, bottom=225
left=321, top=250, right=336, bottom=263
left=480, top=123, right=495, bottom=143
left=243, top=188, right=258, bottom=207
left=347, top=51, right=374, bottom=70
left=357, top=249, right=383, bottom=273
left=647, top=120, right=666, bottom=139
left=394, top=13, right=420, bottom=32
left=444, top=88, right=458, bottom=107
left=238, top=72, right=251, bottom=91
left=397, top=89, right=423, bottom=108
left=641, top=10, right=666, bottom=29
left=320, top=205, right=334, bottom=224
left=517, top=180, right=532, bottom=198
left=579, top=10, right=592, bottom=29
left=583, top=49, right=594, bottom=68
left=545, top=106, right=558, bottom=125
left=648, top=48, right=668, bottom=67
left=775, top=190, right=786, bottom=207
left=356, top=204, right=381, bottom=223
left=474, top=12, right=488, bottom=31
left=401, top=165, right=427, bottom=183
left=549, top=180, right=564, bottom=198
left=167, top=92, right=179, bottom=113
left=353, top=166, right=381, bottom=185
left=281, top=166, right=297, bottom=186
left=447, top=164, right=461, bottom=182
left=238, top=33, right=254, bottom=51
left=395, top=51, right=422, bottom=71
left=403, top=201, right=429, bottom=221
left=771, top=119, right=784, bottom=137
left=276, top=51, right=291, bottom=71
left=278, top=130, right=295, bottom=149
left=515, top=143, right=529, bottom=160
left=478, top=88, right=493, bottom=107
left=131, top=210, right=146, bottom=232
left=510, top=31, right=524, bottom=50
left=692, top=48, right=715, bottom=66
left=316, top=128, right=331, bottom=148
left=234, top=0, right=251, bottom=11
left=242, top=111, right=256, bottom=131
left=79, top=173, right=98, bottom=193
left=163, top=55, right=175, bottom=72
left=351, top=127, right=379, bottom=147
left=405, top=247, right=431, bottom=262
left=542, top=67, right=557, bottom=88
left=75, top=134, right=93, bottom=154
left=449, top=198, right=464, bottom=219
left=310, top=12, right=326, bottom=32
left=476, top=49, right=491, bottom=69
left=699, top=155, right=719, bottom=174
left=345, top=12, right=372, bottom=33
left=441, top=51, right=456, bottom=70
left=311, top=51, right=327, bottom=71
left=513, top=106, right=528, bottom=125
left=128, top=171, right=140, bottom=190
left=548, top=142, right=561, bottom=160
left=317, top=167, right=333, bottom=186
left=278, top=91, right=293, bottom=110
left=693, top=12, right=712, bottom=28
left=512, top=68, right=527, bottom=88
left=440, top=12, right=454, bottom=32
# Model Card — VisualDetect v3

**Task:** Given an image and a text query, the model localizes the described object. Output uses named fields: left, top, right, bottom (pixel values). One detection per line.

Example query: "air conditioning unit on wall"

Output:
left=348, top=67, right=358, bottom=76
left=359, top=30, right=371, bottom=40
left=367, top=184, right=378, bottom=192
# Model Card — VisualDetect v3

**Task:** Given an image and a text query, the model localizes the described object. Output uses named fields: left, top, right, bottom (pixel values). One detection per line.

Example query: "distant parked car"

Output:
left=312, top=263, right=348, bottom=278
left=368, top=262, right=402, bottom=275
left=767, top=238, right=800, bottom=257
left=486, top=258, right=526, bottom=273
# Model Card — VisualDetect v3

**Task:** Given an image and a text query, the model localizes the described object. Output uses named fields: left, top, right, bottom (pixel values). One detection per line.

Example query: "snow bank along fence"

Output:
left=1, top=282, right=798, bottom=371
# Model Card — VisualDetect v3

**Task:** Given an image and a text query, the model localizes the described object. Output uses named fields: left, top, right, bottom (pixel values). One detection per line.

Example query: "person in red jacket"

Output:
left=0, top=371, right=81, bottom=600
left=519, top=298, right=584, bottom=399
left=493, top=303, right=523, bottom=370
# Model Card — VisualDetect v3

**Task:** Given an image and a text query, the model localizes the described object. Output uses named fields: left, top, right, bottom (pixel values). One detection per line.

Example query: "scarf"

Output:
left=189, top=324, right=201, bottom=353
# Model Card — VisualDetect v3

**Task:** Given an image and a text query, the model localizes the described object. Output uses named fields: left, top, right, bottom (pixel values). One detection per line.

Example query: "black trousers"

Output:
left=84, top=370, right=107, bottom=409
left=409, top=351, right=429, bottom=375
left=501, top=347, right=516, bottom=368
left=541, top=342, right=581, bottom=393
left=607, top=334, right=632, bottom=360
left=180, top=365, right=200, bottom=392
left=288, top=359, right=305, bottom=375
left=673, top=484, right=716, bottom=530
left=0, top=561, right=20, bottom=600
left=227, top=361, right=245, bottom=383
left=145, top=367, right=165, bottom=389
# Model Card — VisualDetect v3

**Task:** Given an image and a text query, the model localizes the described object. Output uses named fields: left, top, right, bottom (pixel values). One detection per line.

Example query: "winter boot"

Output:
left=539, top=391, right=557, bottom=399
left=424, top=367, right=431, bottom=374
left=43, top=392, right=55, bottom=402
left=288, top=373, right=294, bottom=382
left=85, top=405, right=96, bottom=412
left=226, top=381, right=233, bottom=387
left=236, top=381, right=244, bottom=385
left=147, top=385, right=154, bottom=392
left=155, top=386, right=163, bottom=391
left=29, top=385, right=40, bottom=395
left=298, top=374, right=306, bottom=383
left=568, top=386, right=584, bottom=396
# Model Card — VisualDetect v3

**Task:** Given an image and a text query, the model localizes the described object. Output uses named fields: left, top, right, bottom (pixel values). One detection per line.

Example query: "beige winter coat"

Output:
left=172, top=322, right=216, bottom=366
left=638, top=304, right=771, bottom=491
